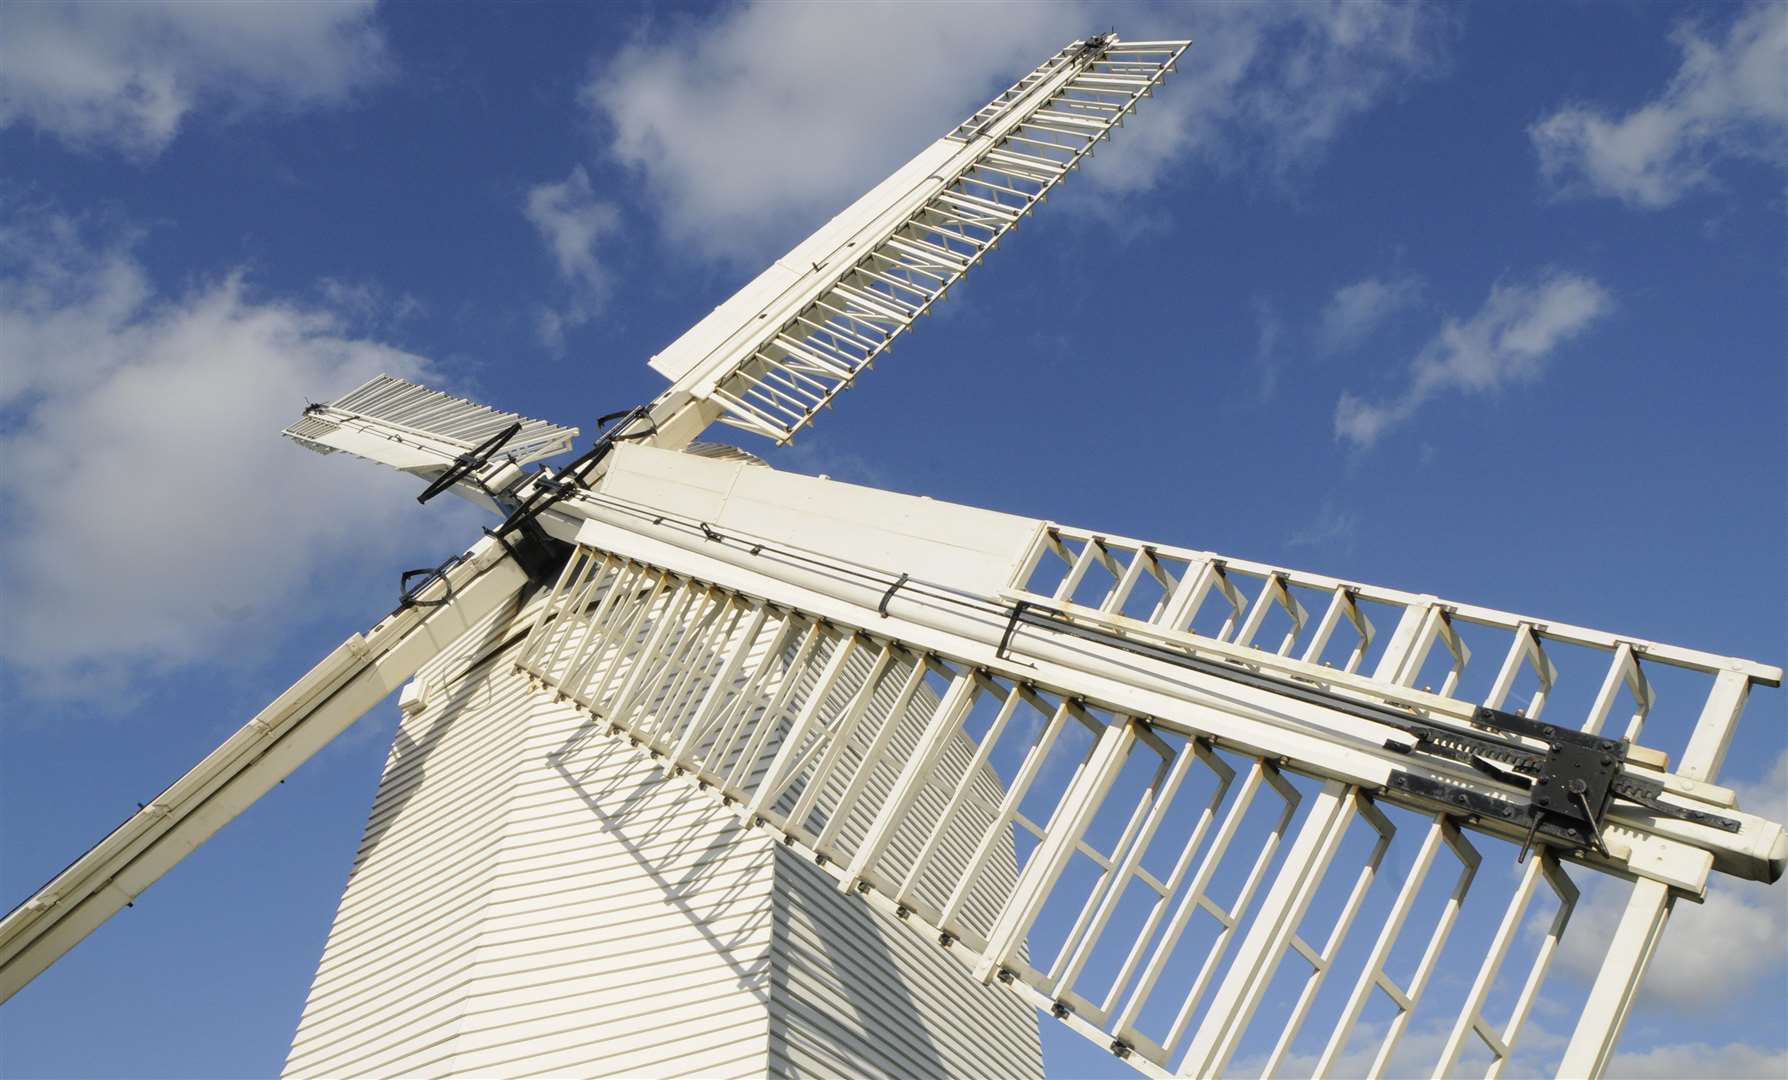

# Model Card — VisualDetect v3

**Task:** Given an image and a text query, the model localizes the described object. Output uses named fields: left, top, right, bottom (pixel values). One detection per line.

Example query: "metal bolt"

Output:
left=1052, top=1002, right=1072, bottom=1019
left=938, top=932, right=955, bottom=948
left=997, top=968, right=1016, bottom=984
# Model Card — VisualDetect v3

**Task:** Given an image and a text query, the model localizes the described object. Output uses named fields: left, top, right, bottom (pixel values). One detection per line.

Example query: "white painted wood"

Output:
left=1556, top=877, right=1674, bottom=1079
left=0, top=535, right=530, bottom=1004
left=285, top=600, right=1041, bottom=1079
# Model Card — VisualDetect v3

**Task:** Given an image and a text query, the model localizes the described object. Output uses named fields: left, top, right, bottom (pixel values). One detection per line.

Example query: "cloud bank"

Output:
left=0, top=0, right=387, bottom=158
left=0, top=214, right=464, bottom=698
left=586, top=1, right=1451, bottom=263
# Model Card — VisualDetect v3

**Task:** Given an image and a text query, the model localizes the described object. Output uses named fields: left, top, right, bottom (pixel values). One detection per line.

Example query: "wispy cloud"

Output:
left=1251, top=295, right=1283, bottom=401
left=0, top=0, right=387, bottom=159
left=586, top=1, right=1452, bottom=264
left=315, top=276, right=426, bottom=333
left=1318, top=273, right=1424, bottom=354
left=1286, top=500, right=1357, bottom=553
left=1530, top=3, right=1787, bottom=209
left=1334, top=272, right=1613, bottom=448
left=0, top=212, right=468, bottom=698
left=523, top=165, right=621, bottom=352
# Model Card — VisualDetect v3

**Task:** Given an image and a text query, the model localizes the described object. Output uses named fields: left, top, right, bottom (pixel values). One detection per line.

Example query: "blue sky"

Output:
left=1, top=1, right=1783, bottom=1076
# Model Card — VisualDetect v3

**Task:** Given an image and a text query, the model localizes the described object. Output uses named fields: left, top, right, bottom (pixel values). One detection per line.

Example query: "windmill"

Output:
left=3, top=32, right=1782, bottom=1079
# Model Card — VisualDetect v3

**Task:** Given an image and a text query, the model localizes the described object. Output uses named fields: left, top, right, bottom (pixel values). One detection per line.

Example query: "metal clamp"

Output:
left=416, top=422, right=521, bottom=505
left=877, top=573, right=909, bottom=617
left=398, top=555, right=462, bottom=609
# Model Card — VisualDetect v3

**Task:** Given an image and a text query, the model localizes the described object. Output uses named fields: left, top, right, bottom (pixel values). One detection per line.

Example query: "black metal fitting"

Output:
left=398, top=555, right=463, bottom=609
left=417, top=421, right=521, bottom=505
left=878, top=572, right=910, bottom=617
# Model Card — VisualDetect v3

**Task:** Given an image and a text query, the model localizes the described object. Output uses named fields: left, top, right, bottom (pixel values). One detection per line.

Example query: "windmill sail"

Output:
left=455, top=443, right=1783, bottom=1078
left=5, top=30, right=1784, bottom=1080
left=641, top=35, right=1191, bottom=448
left=284, top=373, right=579, bottom=473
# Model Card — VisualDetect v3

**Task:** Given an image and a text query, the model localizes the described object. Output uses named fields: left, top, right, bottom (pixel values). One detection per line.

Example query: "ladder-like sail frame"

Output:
left=641, top=35, right=1191, bottom=448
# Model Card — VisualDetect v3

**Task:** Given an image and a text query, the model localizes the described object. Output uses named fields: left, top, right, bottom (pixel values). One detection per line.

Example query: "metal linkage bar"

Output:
left=1007, top=523, right=1782, bottom=790
left=515, top=542, right=1642, bottom=1079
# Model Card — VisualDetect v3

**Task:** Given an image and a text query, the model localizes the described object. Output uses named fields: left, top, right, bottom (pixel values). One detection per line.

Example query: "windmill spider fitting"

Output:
left=2, top=32, right=1782, bottom=1080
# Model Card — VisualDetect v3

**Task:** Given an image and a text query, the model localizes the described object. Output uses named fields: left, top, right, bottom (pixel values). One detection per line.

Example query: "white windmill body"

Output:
left=3, top=34, right=1784, bottom=1080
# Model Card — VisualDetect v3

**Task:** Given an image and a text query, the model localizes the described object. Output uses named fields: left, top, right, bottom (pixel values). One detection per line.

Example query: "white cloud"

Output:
left=1610, top=1040, right=1788, bottom=1079
left=586, top=1, right=1450, bottom=263
left=0, top=0, right=387, bottom=158
left=1319, top=274, right=1424, bottom=354
left=1556, top=873, right=1787, bottom=1013
left=1730, top=746, right=1788, bottom=827
left=1530, top=3, right=1787, bottom=208
left=524, top=165, right=621, bottom=351
left=1334, top=272, right=1612, bottom=448
left=0, top=214, right=473, bottom=697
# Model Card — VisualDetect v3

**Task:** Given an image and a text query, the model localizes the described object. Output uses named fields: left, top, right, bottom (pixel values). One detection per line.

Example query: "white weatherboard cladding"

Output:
left=286, top=591, right=1040, bottom=1079
left=596, top=442, right=1040, bottom=596
left=771, top=851, right=1042, bottom=1080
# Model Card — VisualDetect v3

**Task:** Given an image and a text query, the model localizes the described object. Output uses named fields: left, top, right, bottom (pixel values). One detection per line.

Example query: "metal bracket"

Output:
left=399, top=556, right=462, bottom=609
left=483, top=521, right=568, bottom=585
left=1391, top=705, right=1740, bottom=863
left=1470, top=706, right=1621, bottom=856
left=416, top=421, right=521, bottom=505
left=997, top=600, right=1033, bottom=658
left=877, top=573, right=909, bottom=617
